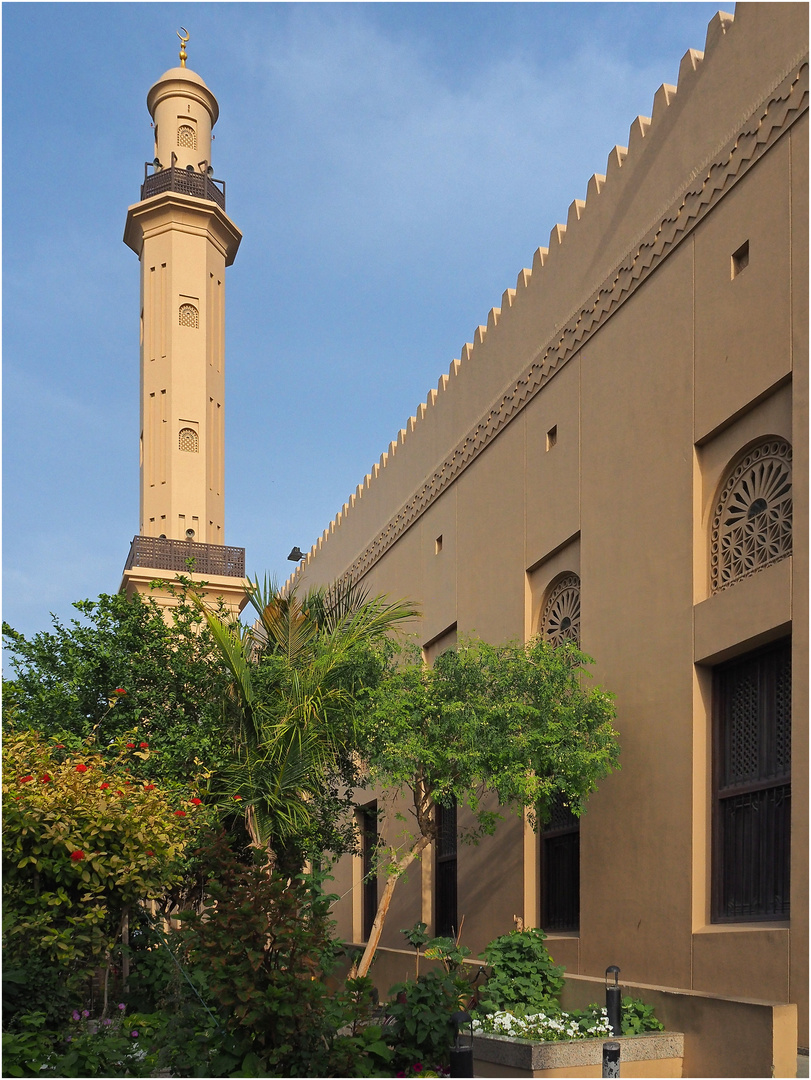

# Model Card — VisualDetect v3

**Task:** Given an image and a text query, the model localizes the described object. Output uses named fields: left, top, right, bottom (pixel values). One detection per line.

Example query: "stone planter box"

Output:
left=472, top=1030, right=684, bottom=1077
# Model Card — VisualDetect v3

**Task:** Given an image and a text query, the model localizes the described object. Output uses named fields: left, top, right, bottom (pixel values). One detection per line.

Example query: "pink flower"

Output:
left=130, top=1030, right=139, bottom=1038
left=70, top=851, right=85, bottom=861
left=75, top=763, right=88, bottom=773
left=118, top=1003, right=126, bottom=1011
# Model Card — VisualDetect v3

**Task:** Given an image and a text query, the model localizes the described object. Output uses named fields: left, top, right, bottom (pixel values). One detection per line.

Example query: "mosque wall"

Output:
left=290, top=3, right=808, bottom=1063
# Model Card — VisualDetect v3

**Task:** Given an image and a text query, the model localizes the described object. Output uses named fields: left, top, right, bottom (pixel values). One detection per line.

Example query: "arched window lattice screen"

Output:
left=540, top=573, right=581, bottom=647
left=179, top=303, right=199, bottom=328
left=711, top=440, right=792, bottom=593
left=179, top=427, right=199, bottom=453
left=177, top=124, right=197, bottom=150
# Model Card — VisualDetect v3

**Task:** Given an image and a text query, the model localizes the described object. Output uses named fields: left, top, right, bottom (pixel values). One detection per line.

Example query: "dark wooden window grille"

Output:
left=541, top=794, right=580, bottom=932
left=360, top=802, right=378, bottom=941
left=435, top=800, right=458, bottom=938
left=713, top=639, right=791, bottom=922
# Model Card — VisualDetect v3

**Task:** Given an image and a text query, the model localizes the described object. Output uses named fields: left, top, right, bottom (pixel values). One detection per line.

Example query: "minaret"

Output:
left=120, top=31, right=247, bottom=615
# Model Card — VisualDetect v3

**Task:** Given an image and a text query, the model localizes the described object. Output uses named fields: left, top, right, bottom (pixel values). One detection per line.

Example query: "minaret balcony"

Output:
left=141, top=161, right=226, bottom=210
left=125, top=535, right=245, bottom=578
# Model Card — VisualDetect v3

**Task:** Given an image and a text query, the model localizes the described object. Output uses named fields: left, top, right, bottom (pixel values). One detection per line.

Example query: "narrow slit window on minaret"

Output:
left=179, top=303, right=199, bottom=328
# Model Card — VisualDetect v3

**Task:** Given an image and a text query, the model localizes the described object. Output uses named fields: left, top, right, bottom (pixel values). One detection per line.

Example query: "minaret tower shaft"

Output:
left=120, top=33, right=247, bottom=614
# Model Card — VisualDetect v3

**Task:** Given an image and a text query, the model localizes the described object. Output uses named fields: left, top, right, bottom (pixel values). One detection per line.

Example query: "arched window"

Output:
left=179, top=427, right=199, bottom=453
left=711, top=439, right=792, bottom=593
left=540, top=572, right=581, bottom=647
left=179, top=303, right=199, bottom=328
left=177, top=124, right=197, bottom=150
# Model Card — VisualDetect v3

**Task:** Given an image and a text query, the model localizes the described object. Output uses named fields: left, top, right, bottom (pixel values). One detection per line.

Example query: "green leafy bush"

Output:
left=621, top=996, right=665, bottom=1034
left=478, top=928, right=565, bottom=1014
left=1, top=1007, right=163, bottom=1078
left=175, top=834, right=391, bottom=1077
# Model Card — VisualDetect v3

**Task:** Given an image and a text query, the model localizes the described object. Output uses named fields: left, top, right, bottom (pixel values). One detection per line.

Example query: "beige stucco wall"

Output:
left=293, top=1, right=808, bottom=1056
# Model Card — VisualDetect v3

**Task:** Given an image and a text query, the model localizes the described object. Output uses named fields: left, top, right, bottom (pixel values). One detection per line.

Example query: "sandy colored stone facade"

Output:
left=289, top=3, right=808, bottom=1070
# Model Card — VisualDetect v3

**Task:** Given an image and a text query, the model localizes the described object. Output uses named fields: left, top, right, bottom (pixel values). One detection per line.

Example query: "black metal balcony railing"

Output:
left=125, top=535, right=245, bottom=578
left=141, top=162, right=226, bottom=210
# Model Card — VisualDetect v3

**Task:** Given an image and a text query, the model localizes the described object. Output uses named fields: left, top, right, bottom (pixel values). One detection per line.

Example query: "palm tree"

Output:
left=194, top=577, right=417, bottom=868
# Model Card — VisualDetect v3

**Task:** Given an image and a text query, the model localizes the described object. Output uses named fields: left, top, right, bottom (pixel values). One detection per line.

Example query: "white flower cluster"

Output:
left=473, top=1008, right=613, bottom=1043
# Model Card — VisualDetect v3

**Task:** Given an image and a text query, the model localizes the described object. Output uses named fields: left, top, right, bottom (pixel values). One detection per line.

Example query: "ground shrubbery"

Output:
left=1, top=584, right=632, bottom=1077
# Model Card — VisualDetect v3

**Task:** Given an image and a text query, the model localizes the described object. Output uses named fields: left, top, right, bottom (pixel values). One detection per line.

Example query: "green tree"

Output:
left=2, top=585, right=231, bottom=789
left=353, top=637, right=620, bottom=977
left=195, top=577, right=417, bottom=870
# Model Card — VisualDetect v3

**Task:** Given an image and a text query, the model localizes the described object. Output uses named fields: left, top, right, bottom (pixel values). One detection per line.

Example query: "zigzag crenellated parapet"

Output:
left=284, top=5, right=808, bottom=594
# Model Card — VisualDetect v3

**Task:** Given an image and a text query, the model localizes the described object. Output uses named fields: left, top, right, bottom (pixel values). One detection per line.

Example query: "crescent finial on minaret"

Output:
left=177, top=27, right=190, bottom=68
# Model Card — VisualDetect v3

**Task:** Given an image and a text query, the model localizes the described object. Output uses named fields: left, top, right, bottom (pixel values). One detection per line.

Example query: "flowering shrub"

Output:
left=1, top=1005, right=163, bottom=1078
left=2, top=726, right=213, bottom=1021
left=473, top=1008, right=613, bottom=1042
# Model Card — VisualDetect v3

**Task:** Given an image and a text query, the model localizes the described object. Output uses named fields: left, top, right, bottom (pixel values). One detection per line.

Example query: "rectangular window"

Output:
left=360, top=802, right=378, bottom=941
left=435, top=800, right=458, bottom=938
left=541, top=794, right=580, bottom=932
left=712, top=639, right=791, bottom=922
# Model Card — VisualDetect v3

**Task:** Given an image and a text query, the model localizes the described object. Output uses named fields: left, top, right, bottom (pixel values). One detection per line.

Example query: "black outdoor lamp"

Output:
left=449, top=1010, right=473, bottom=1078
left=605, top=965, right=622, bottom=1036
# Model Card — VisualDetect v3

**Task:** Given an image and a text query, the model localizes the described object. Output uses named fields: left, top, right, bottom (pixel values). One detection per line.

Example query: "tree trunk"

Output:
left=354, top=834, right=430, bottom=979
left=121, top=907, right=130, bottom=993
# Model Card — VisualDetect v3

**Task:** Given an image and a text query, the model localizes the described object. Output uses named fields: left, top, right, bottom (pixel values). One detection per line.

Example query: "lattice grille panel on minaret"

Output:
left=179, top=427, right=199, bottom=453
left=179, top=303, right=199, bottom=328
left=177, top=124, right=197, bottom=150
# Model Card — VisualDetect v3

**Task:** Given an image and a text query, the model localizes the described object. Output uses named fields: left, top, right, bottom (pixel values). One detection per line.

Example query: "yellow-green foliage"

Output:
left=3, top=727, right=212, bottom=969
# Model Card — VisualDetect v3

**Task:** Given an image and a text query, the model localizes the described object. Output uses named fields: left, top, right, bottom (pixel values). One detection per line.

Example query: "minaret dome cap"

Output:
left=147, top=66, right=219, bottom=126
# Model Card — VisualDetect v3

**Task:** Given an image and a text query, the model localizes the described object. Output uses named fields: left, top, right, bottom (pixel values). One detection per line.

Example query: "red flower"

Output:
left=174, top=810, right=186, bottom=817
left=143, top=784, right=156, bottom=791
left=233, top=794, right=242, bottom=801
left=55, top=744, right=65, bottom=749
left=100, top=782, right=110, bottom=789
left=190, top=797, right=202, bottom=805
left=19, top=776, right=33, bottom=784
left=145, top=850, right=154, bottom=857
left=124, top=781, right=132, bottom=785
left=139, top=742, right=149, bottom=749
left=41, top=774, right=51, bottom=783
left=115, top=688, right=126, bottom=696
left=75, top=763, right=88, bottom=773
left=70, top=851, right=85, bottom=861
left=126, top=743, right=135, bottom=749
left=116, top=790, right=125, bottom=796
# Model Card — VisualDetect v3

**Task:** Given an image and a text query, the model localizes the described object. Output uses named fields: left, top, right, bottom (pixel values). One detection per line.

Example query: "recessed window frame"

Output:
left=711, top=637, right=791, bottom=923
left=435, top=799, right=458, bottom=939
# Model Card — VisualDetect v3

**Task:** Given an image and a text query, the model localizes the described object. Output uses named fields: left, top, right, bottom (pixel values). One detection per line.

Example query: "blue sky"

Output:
left=3, top=1, right=725, bottom=641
